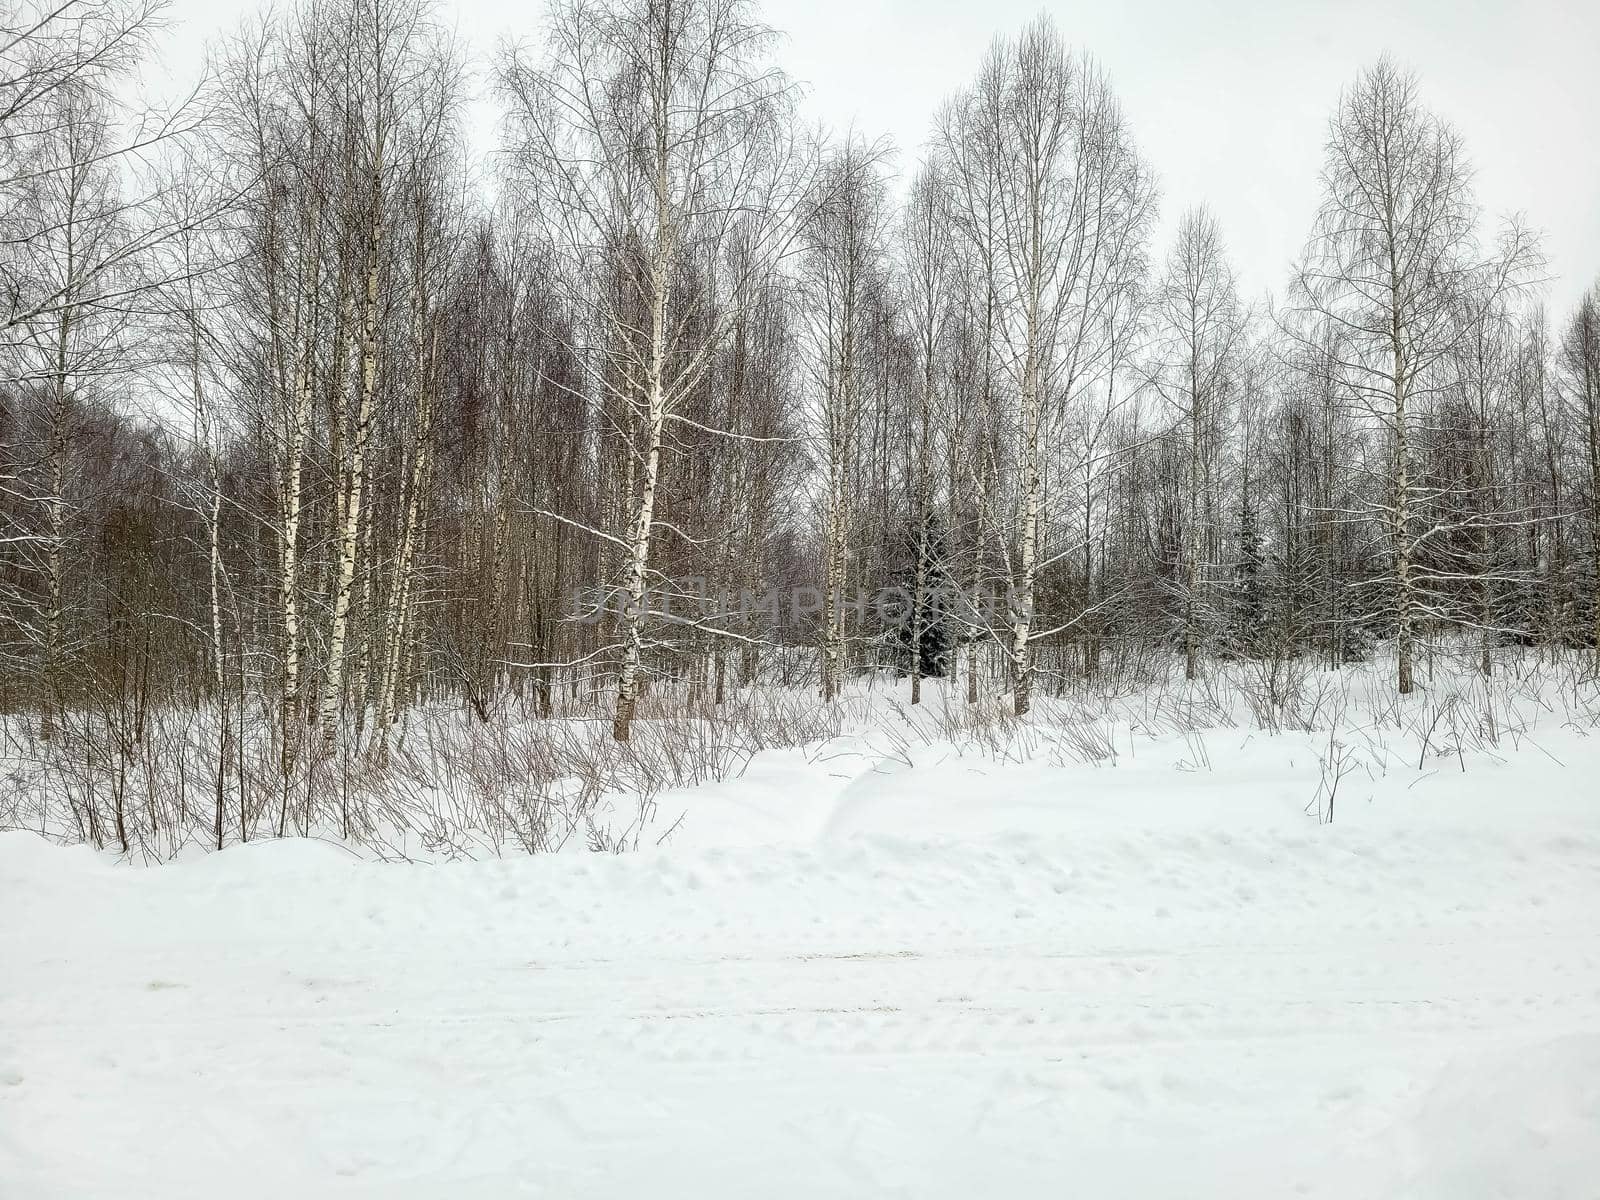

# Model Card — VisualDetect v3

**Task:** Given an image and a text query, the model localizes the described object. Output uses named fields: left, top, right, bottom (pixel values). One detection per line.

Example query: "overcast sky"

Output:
left=153, top=0, right=1599, bottom=314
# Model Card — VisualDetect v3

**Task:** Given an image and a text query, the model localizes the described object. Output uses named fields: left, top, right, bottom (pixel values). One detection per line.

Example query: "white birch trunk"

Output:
left=376, top=318, right=437, bottom=752
left=1010, top=257, right=1043, bottom=718
left=320, top=155, right=385, bottom=744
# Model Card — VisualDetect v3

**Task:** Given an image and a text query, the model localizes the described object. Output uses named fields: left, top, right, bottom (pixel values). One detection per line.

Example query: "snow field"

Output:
left=3, top=659, right=1599, bottom=1197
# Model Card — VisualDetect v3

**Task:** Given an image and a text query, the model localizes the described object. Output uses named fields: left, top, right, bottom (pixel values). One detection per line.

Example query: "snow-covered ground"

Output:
left=4, top=661, right=1599, bottom=1197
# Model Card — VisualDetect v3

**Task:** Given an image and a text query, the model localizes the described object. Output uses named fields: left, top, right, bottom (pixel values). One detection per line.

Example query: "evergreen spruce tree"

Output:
left=887, top=514, right=953, bottom=680
left=1228, top=493, right=1267, bottom=657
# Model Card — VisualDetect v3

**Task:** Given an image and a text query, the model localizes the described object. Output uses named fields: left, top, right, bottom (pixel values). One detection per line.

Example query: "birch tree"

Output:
left=939, top=16, right=1154, bottom=715
left=1, top=0, right=197, bottom=347
left=499, top=0, right=810, bottom=740
left=799, top=136, right=889, bottom=702
left=1147, top=207, right=1245, bottom=679
left=1292, top=58, right=1537, bottom=694
left=317, top=0, right=454, bottom=743
left=216, top=8, right=334, bottom=756
left=9, top=84, right=133, bottom=730
left=900, top=159, right=956, bottom=703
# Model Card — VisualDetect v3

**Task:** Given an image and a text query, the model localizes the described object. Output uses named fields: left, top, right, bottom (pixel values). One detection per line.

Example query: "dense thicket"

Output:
left=3, top=0, right=1598, bottom=761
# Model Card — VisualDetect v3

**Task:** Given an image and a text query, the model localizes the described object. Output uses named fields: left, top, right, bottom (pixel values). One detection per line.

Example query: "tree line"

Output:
left=3, top=0, right=1598, bottom=763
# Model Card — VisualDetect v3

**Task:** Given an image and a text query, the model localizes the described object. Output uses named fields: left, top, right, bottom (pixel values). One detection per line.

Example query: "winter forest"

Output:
left=5, top=0, right=1600, bottom=1193
left=0, top=0, right=1597, bottom=855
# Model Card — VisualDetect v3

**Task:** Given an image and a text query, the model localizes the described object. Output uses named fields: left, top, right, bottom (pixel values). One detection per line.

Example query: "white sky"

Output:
left=150, top=0, right=1600, bottom=314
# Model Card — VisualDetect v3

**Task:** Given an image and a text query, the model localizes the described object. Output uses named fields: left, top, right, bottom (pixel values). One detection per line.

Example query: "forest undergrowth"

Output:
left=4, top=641, right=1594, bottom=863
